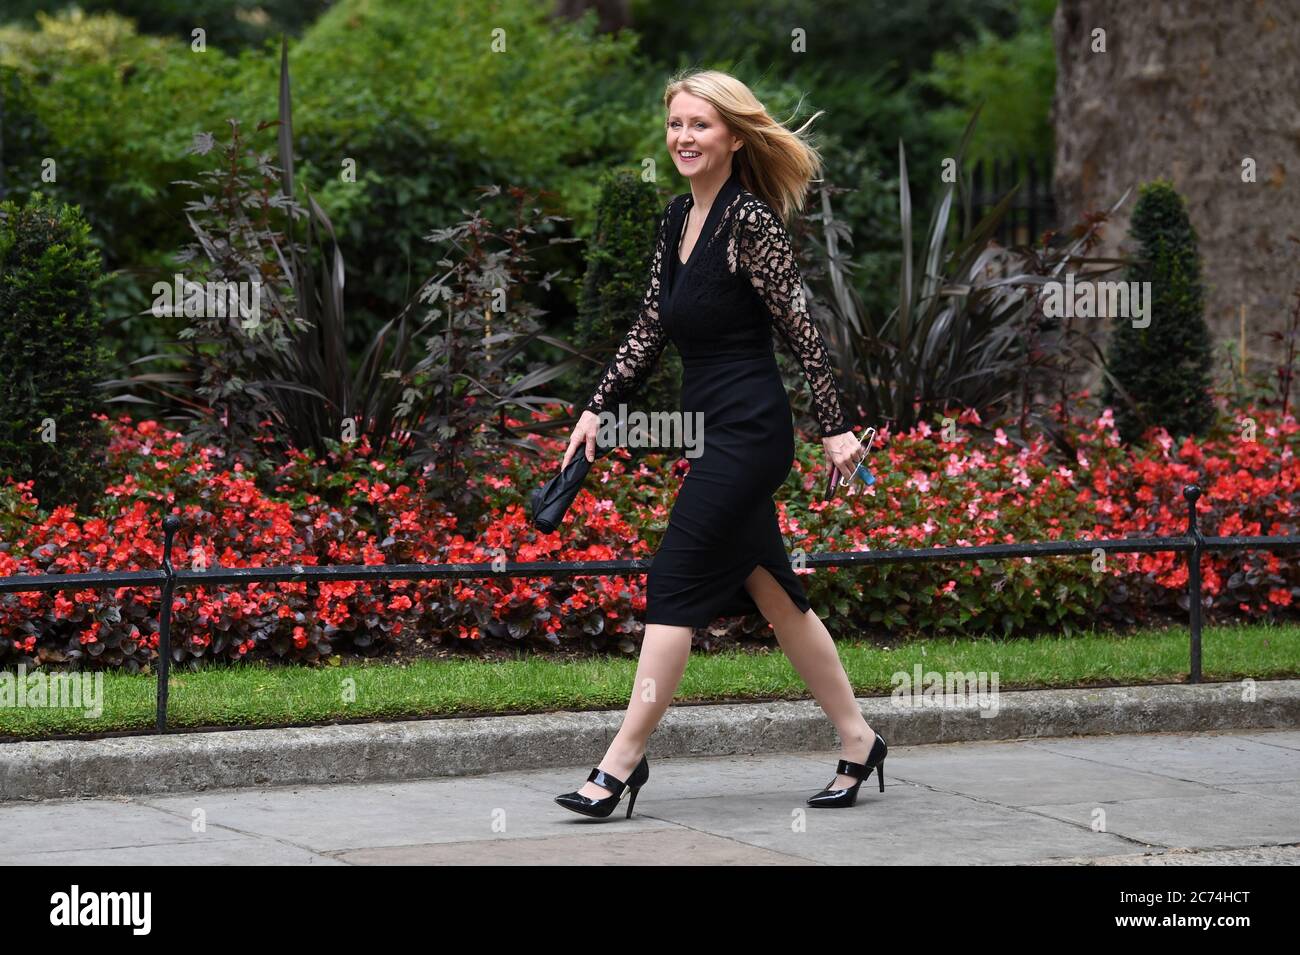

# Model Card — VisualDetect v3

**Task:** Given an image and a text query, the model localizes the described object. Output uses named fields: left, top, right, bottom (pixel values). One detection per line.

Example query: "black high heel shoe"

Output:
left=554, top=754, right=650, bottom=819
left=807, top=732, right=887, bottom=808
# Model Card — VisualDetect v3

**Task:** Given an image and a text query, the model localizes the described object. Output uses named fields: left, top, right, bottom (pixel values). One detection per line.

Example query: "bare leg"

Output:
left=744, top=564, right=877, bottom=790
left=577, top=622, right=693, bottom=799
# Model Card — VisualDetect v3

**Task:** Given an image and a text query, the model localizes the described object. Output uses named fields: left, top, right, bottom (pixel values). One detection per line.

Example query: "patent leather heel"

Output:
left=555, top=754, right=650, bottom=819
left=806, top=732, right=887, bottom=808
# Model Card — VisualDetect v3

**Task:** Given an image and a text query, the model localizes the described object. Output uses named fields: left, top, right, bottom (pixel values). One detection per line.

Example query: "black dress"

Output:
left=584, top=165, right=852, bottom=627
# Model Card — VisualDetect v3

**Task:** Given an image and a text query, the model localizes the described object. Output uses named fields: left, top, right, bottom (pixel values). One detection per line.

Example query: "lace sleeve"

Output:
left=582, top=199, right=675, bottom=417
left=736, top=198, right=851, bottom=439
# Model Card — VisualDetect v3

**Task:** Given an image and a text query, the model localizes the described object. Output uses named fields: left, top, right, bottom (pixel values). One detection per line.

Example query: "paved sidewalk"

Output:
left=6, top=681, right=1299, bottom=802
left=2, top=728, right=1297, bottom=864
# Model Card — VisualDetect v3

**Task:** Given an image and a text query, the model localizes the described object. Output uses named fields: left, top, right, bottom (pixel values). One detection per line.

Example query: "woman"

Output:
left=554, top=69, right=886, bottom=818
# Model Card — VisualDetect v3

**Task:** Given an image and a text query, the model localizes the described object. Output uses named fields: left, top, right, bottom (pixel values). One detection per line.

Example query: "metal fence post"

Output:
left=1183, top=485, right=1203, bottom=684
left=156, top=515, right=180, bottom=733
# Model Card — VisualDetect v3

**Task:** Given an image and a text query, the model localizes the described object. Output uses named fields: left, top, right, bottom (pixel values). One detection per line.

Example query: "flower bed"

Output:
left=1, top=395, right=1297, bottom=670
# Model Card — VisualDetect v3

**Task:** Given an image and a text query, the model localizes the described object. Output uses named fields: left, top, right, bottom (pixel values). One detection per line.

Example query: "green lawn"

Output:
left=1, top=623, right=1297, bottom=740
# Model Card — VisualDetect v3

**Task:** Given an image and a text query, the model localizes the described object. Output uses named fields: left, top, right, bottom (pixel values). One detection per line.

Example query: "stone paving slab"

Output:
left=2, top=729, right=1295, bottom=865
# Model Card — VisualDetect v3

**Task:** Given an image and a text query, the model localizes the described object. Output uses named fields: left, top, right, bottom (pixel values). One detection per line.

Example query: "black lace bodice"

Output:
left=583, top=168, right=851, bottom=439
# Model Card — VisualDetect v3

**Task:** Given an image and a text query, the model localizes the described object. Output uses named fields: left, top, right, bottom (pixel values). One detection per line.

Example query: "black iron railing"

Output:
left=2, top=484, right=1298, bottom=733
left=969, top=153, right=1057, bottom=247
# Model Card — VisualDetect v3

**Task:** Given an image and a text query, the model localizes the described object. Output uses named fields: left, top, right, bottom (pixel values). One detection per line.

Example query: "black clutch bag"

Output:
left=531, top=442, right=613, bottom=533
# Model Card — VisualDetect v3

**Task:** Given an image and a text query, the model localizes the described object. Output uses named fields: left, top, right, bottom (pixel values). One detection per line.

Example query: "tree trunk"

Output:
left=1053, top=0, right=1300, bottom=382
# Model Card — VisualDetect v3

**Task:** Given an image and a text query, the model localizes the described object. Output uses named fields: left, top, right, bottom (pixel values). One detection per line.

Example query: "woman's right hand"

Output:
left=561, top=409, right=602, bottom=470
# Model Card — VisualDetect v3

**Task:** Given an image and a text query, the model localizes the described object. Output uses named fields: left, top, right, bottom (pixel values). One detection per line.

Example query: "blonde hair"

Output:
left=663, top=68, right=824, bottom=223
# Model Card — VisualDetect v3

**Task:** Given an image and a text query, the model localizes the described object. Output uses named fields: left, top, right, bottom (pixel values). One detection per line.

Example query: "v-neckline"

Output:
left=675, top=168, right=740, bottom=271
left=676, top=203, right=706, bottom=268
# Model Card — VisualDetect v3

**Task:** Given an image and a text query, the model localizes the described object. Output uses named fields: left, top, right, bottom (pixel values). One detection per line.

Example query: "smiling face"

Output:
left=666, top=91, right=742, bottom=182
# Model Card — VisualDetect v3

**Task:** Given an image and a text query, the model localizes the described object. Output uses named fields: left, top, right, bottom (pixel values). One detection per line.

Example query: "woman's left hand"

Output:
left=822, top=430, right=866, bottom=482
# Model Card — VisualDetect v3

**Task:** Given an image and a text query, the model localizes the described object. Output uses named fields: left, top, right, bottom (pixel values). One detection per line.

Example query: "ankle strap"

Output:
left=587, top=766, right=626, bottom=794
left=836, top=758, right=870, bottom=779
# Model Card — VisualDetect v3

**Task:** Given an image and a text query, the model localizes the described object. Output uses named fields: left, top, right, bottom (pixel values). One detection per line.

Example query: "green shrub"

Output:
left=0, top=66, right=56, bottom=210
left=0, top=9, right=238, bottom=294
left=2, top=1, right=331, bottom=51
left=114, top=58, right=575, bottom=521
left=920, top=0, right=1058, bottom=165
left=0, top=191, right=113, bottom=508
left=1102, top=178, right=1215, bottom=443
left=1, top=2, right=652, bottom=396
